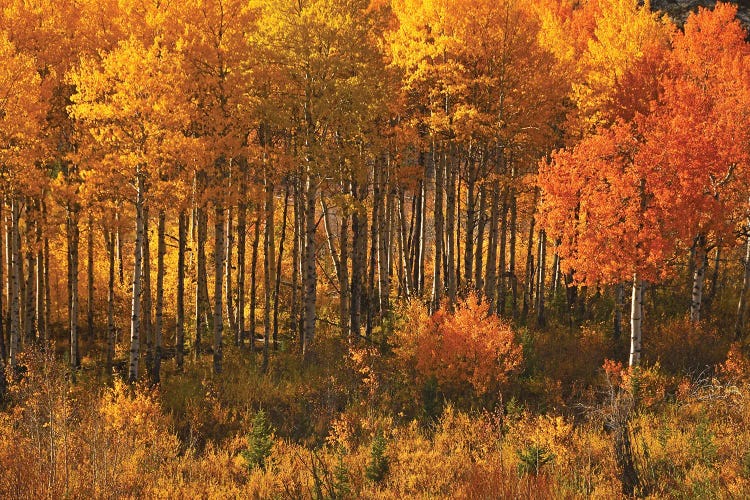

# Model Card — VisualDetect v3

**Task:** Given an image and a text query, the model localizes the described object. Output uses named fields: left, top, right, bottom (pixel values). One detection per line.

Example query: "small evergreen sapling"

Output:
left=365, top=430, right=389, bottom=483
left=243, top=409, right=274, bottom=470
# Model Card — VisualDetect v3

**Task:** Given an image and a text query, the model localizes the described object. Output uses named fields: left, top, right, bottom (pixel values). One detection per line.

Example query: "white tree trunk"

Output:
left=128, top=175, right=144, bottom=383
left=9, top=198, right=20, bottom=372
left=629, top=275, right=643, bottom=367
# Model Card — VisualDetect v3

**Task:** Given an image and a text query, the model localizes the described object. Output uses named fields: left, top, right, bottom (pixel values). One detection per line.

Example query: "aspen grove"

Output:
left=3, top=0, right=750, bottom=497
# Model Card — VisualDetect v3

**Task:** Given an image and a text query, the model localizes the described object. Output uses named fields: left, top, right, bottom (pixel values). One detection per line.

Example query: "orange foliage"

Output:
left=540, top=3, right=750, bottom=287
left=413, top=294, right=523, bottom=397
left=720, top=343, right=750, bottom=384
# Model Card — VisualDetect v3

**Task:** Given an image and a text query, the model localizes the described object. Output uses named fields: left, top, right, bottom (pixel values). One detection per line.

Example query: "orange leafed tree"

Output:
left=640, top=2, right=750, bottom=323
left=540, top=3, right=750, bottom=366
left=539, top=121, right=669, bottom=366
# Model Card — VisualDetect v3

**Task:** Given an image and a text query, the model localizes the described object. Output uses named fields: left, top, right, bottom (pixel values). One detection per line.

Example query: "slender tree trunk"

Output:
left=274, top=184, right=290, bottom=347
left=250, top=210, right=261, bottom=352
left=291, top=180, right=300, bottom=345
left=705, top=245, right=721, bottom=311
left=303, top=174, right=317, bottom=354
left=43, top=211, right=50, bottom=343
left=446, top=151, right=457, bottom=305
left=68, top=204, right=80, bottom=369
left=417, top=178, right=426, bottom=293
left=522, top=255, right=534, bottom=322
left=225, top=206, right=236, bottom=334
left=367, top=167, right=381, bottom=339
left=116, top=209, right=124, bottom=285
left=18, top=210, right=24, bottom=342
left=35, top=201, right=44, bottom=344
left=142, top=207, right=153, bottom=379
left=194, top=207, right=208, bottom=358
left=9, top=199, right=21, bottom=373
left=497, top=187, right=509, bottom=316
left=87, top=215, right=94, bottom=341
left=564, top=271, right=578, bottom=326
left=213, top=205, right=224, bottom=375
left=406, top=192, right=416, bottom=296
left=128, top=175, right=145, bottom=383
left=176, top=211, right=186, bottom=368
left=536, top=229, right=546, bottom=327
left=629, top=275, right=643, bottom=367
left=322, top=195, right=348, bottom=338
left=152, top=210, right=165, bottom=384
left=339, top=193, right=351, bottom=340
left=0, top=204, right=3, bottom=396
left=263, top=181, right=275, bottom=371
left=736, top=231, right=750, bottom=341
left=385, top=180, right=395, bottom=314
left=105, top=230, right=116, bottom=377
left=351, top=181, right=366, bottom=341
left=6, top=206, right=12, bottom=352
left=0, top=201, right=5, bottom=362
left=509, top=189, right=518, bottom=319
left=396, top=188, right=410, bottom=297
left=690, top=236, right=707, bottom=323
left=432, top=144, right=444, bottom=310
left=412, top=179, right=424, bottom=295
left=465, top=159, right=476, bottom=287
left=24, top=208, right=35, bottom=344
left=17, top=218, right=24, bottom=346
left=522, top=202, right=537, bottom=321
left=614, top=283, right=624, bottom=339
left=474, top=181, right=487, bottom=292
left=456, top=172, right=462, bottom=288
left=407, top=193, right=416, bottom=289
left=485, top=177, right=499, bottom=309
left=236, top=202, right=246, bottom=347
left=377, top=165, right=391, bottom=327
left=550, top=247, right=560, bottom=301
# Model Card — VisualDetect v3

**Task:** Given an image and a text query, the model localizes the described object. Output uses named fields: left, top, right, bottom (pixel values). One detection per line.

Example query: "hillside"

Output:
left=653, top=0, right=750, bottom=25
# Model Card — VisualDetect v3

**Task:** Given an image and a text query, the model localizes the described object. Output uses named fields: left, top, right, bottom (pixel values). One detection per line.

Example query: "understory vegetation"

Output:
left=2, top=297, right=750, bottom=498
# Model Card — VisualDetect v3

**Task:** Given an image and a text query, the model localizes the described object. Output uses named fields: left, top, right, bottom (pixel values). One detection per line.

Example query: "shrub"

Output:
left=647, top=316, right=730, bottom=374
left=720, top=342, right=750, bottom=384
left=410, top=294, right=523, bottom=400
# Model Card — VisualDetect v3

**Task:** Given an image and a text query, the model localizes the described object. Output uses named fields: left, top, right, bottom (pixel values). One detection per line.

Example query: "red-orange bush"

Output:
left=413, top=294, right=523, bottom=397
